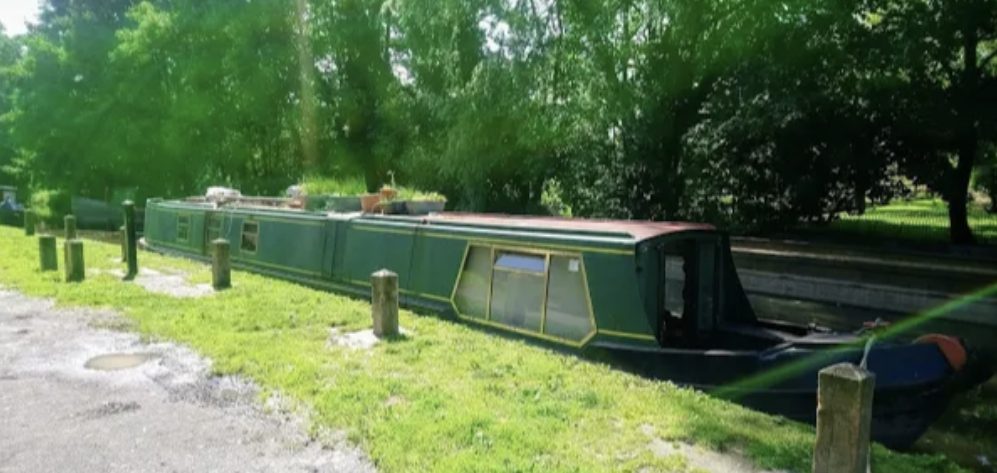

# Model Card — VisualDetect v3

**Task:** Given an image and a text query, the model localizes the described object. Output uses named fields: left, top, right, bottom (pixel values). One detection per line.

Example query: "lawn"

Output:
left=0, top=225, right=965, bottom=472
left=826, top=198, right=997, bottom=244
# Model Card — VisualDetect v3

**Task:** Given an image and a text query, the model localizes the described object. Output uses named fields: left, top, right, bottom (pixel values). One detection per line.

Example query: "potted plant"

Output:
left=325, top=195, right=363, bottom=212
left=403, top=190, right=447, bottom=215
left=379, top=185, right=398, bottom=202
left=360, top=193, right=381, bottom=213
left=376, top=197, right=407, bottom=215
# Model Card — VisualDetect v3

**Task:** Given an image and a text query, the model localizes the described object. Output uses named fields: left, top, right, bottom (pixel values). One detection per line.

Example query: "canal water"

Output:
left=751, top=294, right=997, bottom=473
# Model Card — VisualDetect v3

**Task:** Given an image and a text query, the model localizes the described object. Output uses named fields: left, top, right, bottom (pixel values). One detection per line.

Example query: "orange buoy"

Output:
left=915, top=334, right=968, bottom=371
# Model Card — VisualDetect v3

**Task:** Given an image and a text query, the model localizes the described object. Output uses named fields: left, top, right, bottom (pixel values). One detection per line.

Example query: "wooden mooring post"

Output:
left=212, top=239, right=231, bottom=290
left=122, top=200, right=138, bottom=279
left=24, top=210, right=35, bottom=236
left=64, top=239, right=85, bottom=283
left=39, top=234, right=58, bottom=271
left=64, top=214, right=77, bottom=240
left=813, top=363, right=875, bottom=473
left=370, top=269, right=399, bottom=337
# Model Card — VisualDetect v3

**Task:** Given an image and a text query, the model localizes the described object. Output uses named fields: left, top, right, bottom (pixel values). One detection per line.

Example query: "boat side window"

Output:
left=663, top=254, right=685, bottom=318
left=177, top=215, right=190, bottom=242
left=241, top=221, right=259, bottom=253
left=544, top=255, right=593, bottom=341
left=454, top=245, right=594, bottom=343
left=454, top=246, right=491, bottom=319
left=489, top=251, right=545, bottom=332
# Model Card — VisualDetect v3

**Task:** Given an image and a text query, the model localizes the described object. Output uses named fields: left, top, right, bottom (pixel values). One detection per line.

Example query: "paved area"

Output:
left=0, top=288, right=375, bottom=473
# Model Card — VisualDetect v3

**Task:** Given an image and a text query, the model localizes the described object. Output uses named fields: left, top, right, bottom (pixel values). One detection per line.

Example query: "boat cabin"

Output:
left=144, top=198, right=772, bottom=352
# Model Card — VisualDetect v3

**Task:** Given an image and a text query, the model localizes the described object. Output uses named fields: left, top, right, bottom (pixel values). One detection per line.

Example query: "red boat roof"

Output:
left=426, top=212, right=715, bottom=242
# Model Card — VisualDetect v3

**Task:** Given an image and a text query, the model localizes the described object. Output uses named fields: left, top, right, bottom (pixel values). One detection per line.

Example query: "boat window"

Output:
left=663, top=255, right=685, bottom=317
left=177, top=215, right=190, bottom=242
left=494, top=252, right=545, bottom=273
left=490, top=261, right=545, bottom=332
left=207, top=216, right=222, bottom=242
left=454, top=246, right=491, bottom=319
left=544, top=256, right=592, bottom=341
left=241, top=221, right=259, bottom=253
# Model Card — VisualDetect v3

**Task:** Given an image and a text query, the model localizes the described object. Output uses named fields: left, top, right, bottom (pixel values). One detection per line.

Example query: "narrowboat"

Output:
left=142, top=194, right=993, bottom=449
left=0, top=185, right=24, bottom=227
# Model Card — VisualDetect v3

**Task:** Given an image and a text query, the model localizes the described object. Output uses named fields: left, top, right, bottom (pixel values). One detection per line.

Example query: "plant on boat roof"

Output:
left=395, top=186, right=446, bottom=202
left=300, top=175, right=367, bottom=196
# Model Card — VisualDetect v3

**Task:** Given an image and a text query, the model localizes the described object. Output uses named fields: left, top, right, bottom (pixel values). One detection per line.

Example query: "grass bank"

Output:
left=822, top=198, right=997, bottom=244
left=0, top=226, right=963, bottom=472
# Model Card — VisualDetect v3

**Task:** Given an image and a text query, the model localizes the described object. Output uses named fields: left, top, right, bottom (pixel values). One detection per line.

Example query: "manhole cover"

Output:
left=85, top=353, right=157, bottom=371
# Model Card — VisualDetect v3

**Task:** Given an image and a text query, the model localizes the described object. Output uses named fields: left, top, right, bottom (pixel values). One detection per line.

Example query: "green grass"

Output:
left=0, top=226, right=965, bottom=472
left=827, top=198, right=997, bottom=244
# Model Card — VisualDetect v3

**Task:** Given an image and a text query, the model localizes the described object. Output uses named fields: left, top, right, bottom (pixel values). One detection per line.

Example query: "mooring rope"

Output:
left=859, top=335, right=876, bottom=370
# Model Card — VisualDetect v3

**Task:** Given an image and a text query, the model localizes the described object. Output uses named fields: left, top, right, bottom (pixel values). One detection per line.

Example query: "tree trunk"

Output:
left=949, top=18, right=980, bottom=245
left=949, top=135, right=977, bottom=244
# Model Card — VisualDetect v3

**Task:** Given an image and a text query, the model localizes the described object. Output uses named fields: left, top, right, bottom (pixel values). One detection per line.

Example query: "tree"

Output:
left=862, top=0, right=997, bottom=243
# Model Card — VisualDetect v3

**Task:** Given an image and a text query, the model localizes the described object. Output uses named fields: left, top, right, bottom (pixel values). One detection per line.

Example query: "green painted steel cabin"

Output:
left=144, top=198, right=750, bottom=351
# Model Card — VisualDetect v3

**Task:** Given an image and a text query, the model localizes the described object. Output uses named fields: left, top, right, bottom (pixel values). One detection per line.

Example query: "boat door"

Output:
left=658, top=237, right=719, bottom=344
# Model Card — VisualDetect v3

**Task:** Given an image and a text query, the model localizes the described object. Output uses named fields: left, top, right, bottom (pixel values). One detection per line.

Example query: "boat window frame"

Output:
left=240, top=220, right=260, bottom=254
left=450, top=242, right=598, bottom=347
left=176, top=215, right=191, bottom=242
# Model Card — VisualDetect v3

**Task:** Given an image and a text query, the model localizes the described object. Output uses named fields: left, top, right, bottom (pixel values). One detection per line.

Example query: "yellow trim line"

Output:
left=597, top=329, right=657, bottom=341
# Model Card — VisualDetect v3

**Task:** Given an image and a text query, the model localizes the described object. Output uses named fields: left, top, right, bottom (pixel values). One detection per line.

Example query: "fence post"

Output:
left=370, top=269, right=399, bottom=337
left=64, top=239, right=85, bottom=283
left=212, top=239, right=231, bottom=290
left=123, top=200, right=138, bottom=279
left=24, top=210, right=35, bottom=236
left=64, top=214, right=77, bottom=240
left=39, top=234, right=58, bottom=271
left=813, top=363, right=875, bottom=473
left=119, top=225, right=127, bottom=263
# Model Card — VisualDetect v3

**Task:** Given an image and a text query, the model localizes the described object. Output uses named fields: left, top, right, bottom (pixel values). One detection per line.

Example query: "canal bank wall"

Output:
left=731, top=238, right=997, bottom=331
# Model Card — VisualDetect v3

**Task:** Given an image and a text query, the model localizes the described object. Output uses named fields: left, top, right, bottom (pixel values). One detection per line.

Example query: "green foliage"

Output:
left=1, top=0, right=996, bottom=242
left=541, top=179, right=572, bottom=217
left=0, top=225, right=967, bottom=473
left=28, top=189, right=70, bottom=225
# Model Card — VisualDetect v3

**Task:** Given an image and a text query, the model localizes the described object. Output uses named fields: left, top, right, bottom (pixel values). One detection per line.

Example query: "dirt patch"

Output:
left=327, top=327, right=410, bottom=350
left=641, top=424, right=788, bottom=473
left=102, top=267, right=215, bottom=298
left=0, top=287, right=375, bottom=473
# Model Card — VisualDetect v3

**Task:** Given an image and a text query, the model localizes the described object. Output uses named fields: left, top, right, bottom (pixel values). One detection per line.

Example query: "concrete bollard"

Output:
left=39, top=234, right=58, bottom=271
left=24, top=210, right=35, bottom=236
left=64, top=214, right=77, bottom=240
left=64, top=239, right=85, bottom=283
left=370, top=269, right=399, bottom=337
left=813, top=363, right=875, bottom=473
left=119, top=225, right=127, bottom=263
left=212, top=239, right=231, bottom=290
left=123, top=201, right=138, bottom=279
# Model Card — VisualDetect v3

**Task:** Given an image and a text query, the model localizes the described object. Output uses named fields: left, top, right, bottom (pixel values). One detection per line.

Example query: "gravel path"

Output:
left=0, top=288, right=376, bottom=473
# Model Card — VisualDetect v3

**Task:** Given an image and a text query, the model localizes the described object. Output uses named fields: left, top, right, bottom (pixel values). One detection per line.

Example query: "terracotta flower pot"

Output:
left=360, top=194, right=381, bottom=213
left=379, top=187, right=398, bottom=202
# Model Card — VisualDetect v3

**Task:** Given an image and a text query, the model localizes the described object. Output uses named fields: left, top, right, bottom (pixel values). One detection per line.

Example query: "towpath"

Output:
left=0, top=288, right=375, bottom=473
